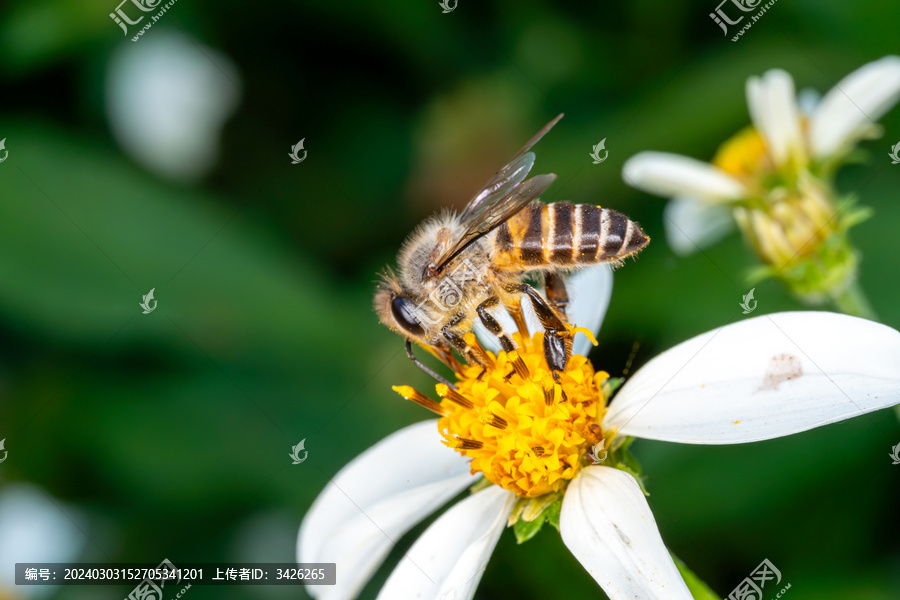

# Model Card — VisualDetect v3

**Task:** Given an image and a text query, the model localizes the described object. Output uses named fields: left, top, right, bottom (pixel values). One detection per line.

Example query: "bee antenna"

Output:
left=406, top=340, right=458, bottom=390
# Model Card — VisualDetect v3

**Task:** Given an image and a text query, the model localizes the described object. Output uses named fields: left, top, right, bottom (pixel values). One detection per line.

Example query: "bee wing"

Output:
left=458, top=113, right=563, bottom=224
left=429, top=114, right=563, bottom=273
left=432, top=173, right=556, bottom=273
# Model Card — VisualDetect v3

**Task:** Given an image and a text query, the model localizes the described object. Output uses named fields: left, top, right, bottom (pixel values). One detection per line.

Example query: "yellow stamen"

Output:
left=392, top=385, right=448, bottom=416
left=569, top=324, right=598, bottom=346
left=431, top=331, right=612, bottom=498
left=437, top=383, right=475, bottom=409
left=508, top=350, right=530, bottom=379
left=463, top=332, right=494, bottom=368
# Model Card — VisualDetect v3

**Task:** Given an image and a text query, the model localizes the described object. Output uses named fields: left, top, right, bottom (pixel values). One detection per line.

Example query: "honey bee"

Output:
left=375, top=114, right=648, bottom=386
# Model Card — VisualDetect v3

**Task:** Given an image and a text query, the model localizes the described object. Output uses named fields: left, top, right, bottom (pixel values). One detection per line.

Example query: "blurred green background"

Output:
left=1, top=0, right=899, bottom=598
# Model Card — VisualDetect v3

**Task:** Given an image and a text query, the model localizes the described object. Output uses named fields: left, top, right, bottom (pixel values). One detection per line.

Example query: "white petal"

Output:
left=567, top=264, right=614, bottom=356
left=797, top=87, right=821, bottom=116
left=810, top=55, right=900, bottom=157
left=560, top=466, right=691, bottom=600
left=606, top=312, right=900, bottom=444
left=746, top=70, right=804, bottom=167
left=474, top=264, right=612, bottom=357
left=623, top=152, right=746, bottom=202
left=473, top=295, right=541, bottom=355
left=298, top=420, right=476, bottom=600
left=663, top=196, right=734, bottom=256
left=745, top=75, right=766, bottom=138
left=376, top=485, right=515, bottom=600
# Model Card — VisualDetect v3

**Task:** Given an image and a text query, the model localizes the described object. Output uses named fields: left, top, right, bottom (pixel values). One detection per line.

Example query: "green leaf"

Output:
left=671, top=552, right=722, bottom=600
left=0, top=120, right=366, bottom=371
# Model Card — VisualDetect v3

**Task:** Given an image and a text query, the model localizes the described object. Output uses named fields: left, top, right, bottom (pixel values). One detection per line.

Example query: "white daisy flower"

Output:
left=622, top=56, right=900, bottom=312
left=298, top=265, right=900, bottom=600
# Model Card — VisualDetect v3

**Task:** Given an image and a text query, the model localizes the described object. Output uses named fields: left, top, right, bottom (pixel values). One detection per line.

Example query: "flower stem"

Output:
left=670, top=551, right=721, bottom=600
left=832, top=279, right=877, bottom=320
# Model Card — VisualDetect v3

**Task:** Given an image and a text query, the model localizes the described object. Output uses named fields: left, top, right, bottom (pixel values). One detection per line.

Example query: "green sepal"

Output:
left=469, top=476, right=492, bottom=494
left=812, top=147, right=870, bottom=180
left=603, top=376, right=625, bottom=398
left=512, top=497, right=562, bottom=544
left=778, top=230, right=859, bottom=303
left=744, top=263, right=776, bottom=287
left=840, top=203, right=873, bottom=230
left=606, top=436, right=649, bottom=495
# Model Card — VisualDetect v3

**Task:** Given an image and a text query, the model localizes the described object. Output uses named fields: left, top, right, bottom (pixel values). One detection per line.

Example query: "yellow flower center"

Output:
left=712, top=126, right=771, bottom=179
left=394, top=329, right=613, bottom=498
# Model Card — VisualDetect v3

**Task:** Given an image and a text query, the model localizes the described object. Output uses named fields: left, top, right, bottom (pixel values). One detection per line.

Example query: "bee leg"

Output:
left=544, top=273, right=569, bottom=321
left=405, top=340, right=458, bottom=390
left=441, top=326, right=488, bottom=378
left=543, top=275, right=571, bottom=387
left=505, top=282, right=572, bottom=375
left=476, top=297, right=516, bottom=353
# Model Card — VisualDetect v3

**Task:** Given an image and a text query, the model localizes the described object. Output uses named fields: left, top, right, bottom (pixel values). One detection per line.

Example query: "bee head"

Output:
left=374, top=270, right=427, bottom=339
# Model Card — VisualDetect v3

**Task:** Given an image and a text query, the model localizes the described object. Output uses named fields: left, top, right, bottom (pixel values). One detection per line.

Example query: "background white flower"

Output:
left=106, top=29, right=242, bottom=183
left=622, top=56, right=900, bottom=260
left=0, top=484, right=86, bottom=599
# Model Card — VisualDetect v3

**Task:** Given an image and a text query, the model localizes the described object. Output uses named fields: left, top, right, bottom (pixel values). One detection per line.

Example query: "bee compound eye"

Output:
left=391, top=296, right=425, bottom=336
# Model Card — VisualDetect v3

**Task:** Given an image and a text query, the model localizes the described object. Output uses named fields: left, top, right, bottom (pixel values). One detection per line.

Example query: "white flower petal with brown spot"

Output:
left=605, top=312, right=900, bottom=444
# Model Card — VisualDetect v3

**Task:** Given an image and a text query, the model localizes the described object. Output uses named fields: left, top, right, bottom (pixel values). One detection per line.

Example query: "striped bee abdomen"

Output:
left=492, top=201, right=649, bottom=270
